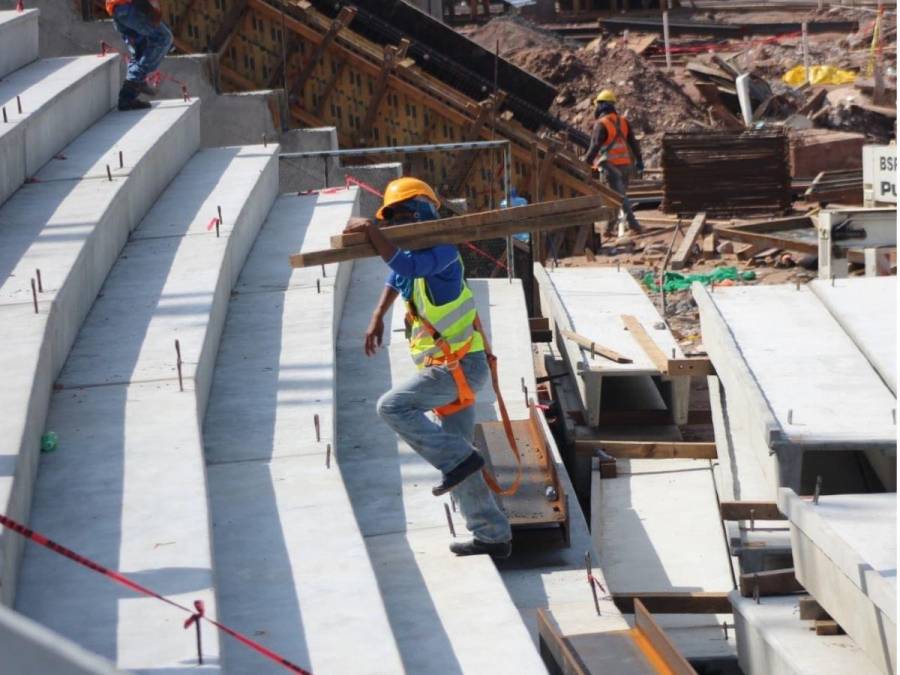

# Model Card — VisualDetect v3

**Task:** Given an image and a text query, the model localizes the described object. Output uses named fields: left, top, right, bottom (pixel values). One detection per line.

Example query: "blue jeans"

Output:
left=112, top=4, right=173, bottom=92
left=377, top=351, right=512, bottom=544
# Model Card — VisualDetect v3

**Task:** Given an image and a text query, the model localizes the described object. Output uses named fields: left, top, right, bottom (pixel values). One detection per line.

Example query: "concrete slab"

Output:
left=0, top=604, right=125, bottom=675
left=0, top=100, right=200, bottom=607
left=778, top=489, right=896, bottom=674
left=15, top=145, right=277, bottom=669
left=203, top=190, right=406, bottom=674
left=0, top=10, right=40, bottom=79
left=694, top=282, right=897, bottom=493
left=336, top=258, right=546, bottom=674
left=0, top=54, right=119, bottom=206
left=810, top=277, right=897, bottom=395
left=535, top=264, right=690, bottom=426
left=731, top=593, right=882, bottom=675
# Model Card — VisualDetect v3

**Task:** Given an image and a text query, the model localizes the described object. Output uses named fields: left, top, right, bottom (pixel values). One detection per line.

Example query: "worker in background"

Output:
left=343, top=177, right=512, bottom=559
left=106, top=0, right=173, bottom=110
left=583, top=89, right=644, bottom=234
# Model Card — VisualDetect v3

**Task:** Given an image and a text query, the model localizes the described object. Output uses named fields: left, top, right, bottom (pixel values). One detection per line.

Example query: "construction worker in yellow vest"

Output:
left=583, top=89, right=644, bottom=234
left=342, top=177, right=512, bottom=559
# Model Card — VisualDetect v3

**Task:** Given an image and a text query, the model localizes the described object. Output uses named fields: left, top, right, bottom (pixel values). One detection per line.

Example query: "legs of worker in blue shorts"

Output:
left=376, top=351, right=512, bottom=544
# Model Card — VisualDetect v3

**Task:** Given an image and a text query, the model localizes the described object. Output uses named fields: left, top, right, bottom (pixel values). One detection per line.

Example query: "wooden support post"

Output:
left=313, top=59, right=346, bottom=118
left=670, top=212, right=706, bottom=270
left=289, top=6, right=356, bottom=104
left=445, top=95, right=503, bottom=193
left=356, top=38, right=411, bottom=146
left=209, top=0, right=249, bottom=56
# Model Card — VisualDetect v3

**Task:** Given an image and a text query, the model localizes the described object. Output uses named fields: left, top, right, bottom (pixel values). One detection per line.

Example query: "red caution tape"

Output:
left=15, top=0, right=23, bottom=12
left=206, top=216, right=220, bottom=231
left=344, top=174, right=386, bottom=198
left=0, top=513, right=312, bottom=675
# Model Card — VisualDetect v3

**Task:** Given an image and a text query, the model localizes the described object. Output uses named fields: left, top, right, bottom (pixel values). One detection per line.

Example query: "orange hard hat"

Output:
left=376, top=177, right=440, bottom=221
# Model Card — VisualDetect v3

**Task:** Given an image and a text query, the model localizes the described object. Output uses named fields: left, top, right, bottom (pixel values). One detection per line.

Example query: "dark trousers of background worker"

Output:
left=603, top=164, right=641, bottom=231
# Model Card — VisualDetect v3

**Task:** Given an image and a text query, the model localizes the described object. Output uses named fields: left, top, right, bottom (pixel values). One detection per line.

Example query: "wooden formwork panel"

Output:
left=158, top=0, right=608, bottom=216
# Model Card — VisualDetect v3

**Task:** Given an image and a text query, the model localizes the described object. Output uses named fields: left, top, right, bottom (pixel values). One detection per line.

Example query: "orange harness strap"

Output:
left=408, top=306, right=522, bottom=496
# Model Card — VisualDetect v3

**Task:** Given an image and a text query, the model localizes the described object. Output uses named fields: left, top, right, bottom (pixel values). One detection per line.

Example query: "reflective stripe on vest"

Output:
left=408, top=258, right=484, bottom=369
left=595, top=113, right=632, bottom=167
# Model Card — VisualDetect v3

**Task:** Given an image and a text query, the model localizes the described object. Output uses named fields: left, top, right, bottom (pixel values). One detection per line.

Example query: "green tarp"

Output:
left=642, top=266, right=756, bottom=293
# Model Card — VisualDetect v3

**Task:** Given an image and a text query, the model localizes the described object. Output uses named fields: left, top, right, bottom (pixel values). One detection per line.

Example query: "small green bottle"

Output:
left=40, top=432, right=58, bottom=453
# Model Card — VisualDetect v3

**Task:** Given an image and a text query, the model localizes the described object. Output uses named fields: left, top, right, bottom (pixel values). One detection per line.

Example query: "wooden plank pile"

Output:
left=661, top=130, right=792, bottom=217
left=290, top=195, right=609, bottom=267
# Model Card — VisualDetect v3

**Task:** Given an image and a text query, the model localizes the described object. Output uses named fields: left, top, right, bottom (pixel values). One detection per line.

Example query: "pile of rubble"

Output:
left=468, top=18, right=714, bottom=165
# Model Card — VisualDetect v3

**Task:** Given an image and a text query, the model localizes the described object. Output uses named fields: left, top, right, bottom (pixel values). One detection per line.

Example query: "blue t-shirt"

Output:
left=386, top=244, right=463, bottom=304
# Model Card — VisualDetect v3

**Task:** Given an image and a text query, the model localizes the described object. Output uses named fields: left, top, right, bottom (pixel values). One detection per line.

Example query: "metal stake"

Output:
left=813, top=475, right=822, bottom=504
left=831, top=274, right=836, bottom=287
left=217, top=205, right=223, bottom=225
left=787, top=409, right=793, bottom=425
left=314, top=414, right=320, bottom=442
left=321, top=264, right=326, bottom=278
left=1, top=107, right=6, bottom=123
left=585, top=551, right=601, bottom=616
left=35, top=269, right=43, bottom=293
left=444, top=503, right=456, bottom=537
left=326, top=443, right=331, bottom=469
left=753, top=574, right=760, bottom=604
left=118, top=150, right=123, bottom=169
left=30, top=278, right=38, bottom=314
left=750, top=508, right=755, bottom=532
left=175, top=339, right=183, bottom=391
left=215, top=219, right=220, bottom=238
left=16, top=95, right=22, bottom=114
left=316, top=279, right=321, bottom=294
left=106, top=164, right=112, bottom=181
left=722, top=621, right=729, bottom=640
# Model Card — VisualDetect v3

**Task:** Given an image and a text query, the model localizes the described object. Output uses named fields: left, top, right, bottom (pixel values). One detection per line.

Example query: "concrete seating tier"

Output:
left=15, top=145, right=278, bottom=671
left=0, top=9, right=39, bottom=79
left=0, top=100, right=200, bottom=606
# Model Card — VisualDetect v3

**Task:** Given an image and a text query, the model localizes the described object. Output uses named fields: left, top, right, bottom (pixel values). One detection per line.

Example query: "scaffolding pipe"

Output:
left=279, top=139, right=511, bottom=160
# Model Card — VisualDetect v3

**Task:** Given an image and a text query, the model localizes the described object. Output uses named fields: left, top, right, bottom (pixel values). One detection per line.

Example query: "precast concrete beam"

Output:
left=0, top=54, right=119, bottom=206
left=0, top=10, right=40, bottom=79
left=14, top=145, right=278, bottom=670
left=778, top=489, right=896, bottom=674
left=0, top=100, right=200, bottom=607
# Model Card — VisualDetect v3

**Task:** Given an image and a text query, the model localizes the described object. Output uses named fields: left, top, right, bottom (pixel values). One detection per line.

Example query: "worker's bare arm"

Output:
left=365, top=286, right=399, bottom=356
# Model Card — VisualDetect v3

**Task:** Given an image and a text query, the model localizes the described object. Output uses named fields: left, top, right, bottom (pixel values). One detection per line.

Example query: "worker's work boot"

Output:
left=117, top=80, right=151, bottom=111
left=450, top=539, right=512, bottom=559
left=432, top=451, right=485, bottom=496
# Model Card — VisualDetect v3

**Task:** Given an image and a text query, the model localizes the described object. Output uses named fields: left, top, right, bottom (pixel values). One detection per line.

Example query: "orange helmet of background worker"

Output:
left=376, top=177, right=440, bottom=221
left=595, top=89, right=617, bottom=104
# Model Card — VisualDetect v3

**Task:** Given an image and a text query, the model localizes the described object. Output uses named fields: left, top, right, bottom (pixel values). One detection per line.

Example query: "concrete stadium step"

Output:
left=14, top=144, right=278, bottom=671
left=0, top=99, right=200, bottom=607
left=0, top=9, right=39, bottom=79
left=203, top=189, right=405, bottom=674
left=0, top=53, right=119, bottom=206
left=336, top=259, right=547, bottom=674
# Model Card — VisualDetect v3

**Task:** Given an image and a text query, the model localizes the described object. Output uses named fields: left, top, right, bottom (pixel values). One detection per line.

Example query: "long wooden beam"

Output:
left=634, top=601, right=697, bottom=675
left=445, top=96, right=502, bottom=193
left=670, top=212, right=706, bottom=270
left=356, top=39, right=411, bottom=145
left=291, top=196, right=607, bottom=267
left=574, top=440, right=718, bottom=459
left=621, top=315, right=712, bottom=376
left=209, top=0, right=249, bottom=55
left=613, top=592, right=732, bottom=614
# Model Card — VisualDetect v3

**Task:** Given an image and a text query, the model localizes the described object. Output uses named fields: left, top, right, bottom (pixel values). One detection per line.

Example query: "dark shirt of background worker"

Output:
left=583, top=89, right=644, bottom=234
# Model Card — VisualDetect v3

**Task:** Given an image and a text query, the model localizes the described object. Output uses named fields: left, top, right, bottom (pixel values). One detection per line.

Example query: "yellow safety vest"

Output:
left=407, top=260, right=484, bottom=370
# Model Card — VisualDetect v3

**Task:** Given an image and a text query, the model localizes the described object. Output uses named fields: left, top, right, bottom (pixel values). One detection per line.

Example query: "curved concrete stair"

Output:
left=0, top=9, right=39, bottom=79
left=336, top=259, right=546, bottom=675
left=0, top=99, right=200, bottom=607
left=203, top=190, right=405, bottom=674
left=0, top=53, right=119, bottom=206
left=14, top=144, right=278, bottom=671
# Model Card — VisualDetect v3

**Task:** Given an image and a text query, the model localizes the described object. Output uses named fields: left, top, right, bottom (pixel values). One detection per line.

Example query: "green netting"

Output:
left=642, top=267, right=756, bottom=293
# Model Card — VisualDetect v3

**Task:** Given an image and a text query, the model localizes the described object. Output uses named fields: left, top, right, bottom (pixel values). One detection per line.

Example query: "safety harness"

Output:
left=405, top=302, right=522, bottom=497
